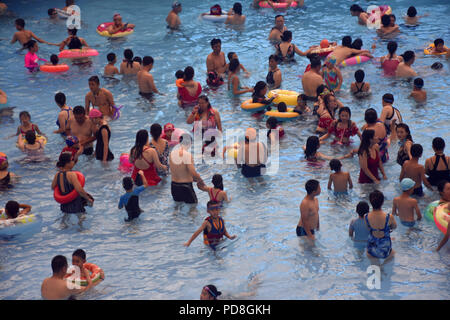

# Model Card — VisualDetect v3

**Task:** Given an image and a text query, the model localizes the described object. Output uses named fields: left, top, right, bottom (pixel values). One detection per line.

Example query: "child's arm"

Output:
left=414, top=199, right=422, bottom=220
left=18, top=204, right=32, bottom=216
left=138, top=170, right=149, bottom=188
left=317, top=152, right=333, bottom=161
left=184, top=221, right=208, bottom=247
left=327, top=175, right=333, bottom=190
left=33, top=123, right=44, bottom=136
left=347, top=172, right=353, bottom=189
left=196, top=182, right=210, bottom=193
left=224, top=225, right=236, bottom=240
left=17, top=134, right=25, bottom=151
left=223, top=191, right=231, bottom=203
left=74, top=145, right=84, bottom=163
left=334, top=68, right=343, bottom=92
left=319, top=132, right=331, bottom=143
left=399, top=163, right=406, bottom=181
left=83, top=268, right=93, bottom=291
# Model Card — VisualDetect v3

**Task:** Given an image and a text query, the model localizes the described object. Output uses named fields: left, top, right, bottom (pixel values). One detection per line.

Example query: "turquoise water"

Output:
left=0, top=0, right=449, bottom=299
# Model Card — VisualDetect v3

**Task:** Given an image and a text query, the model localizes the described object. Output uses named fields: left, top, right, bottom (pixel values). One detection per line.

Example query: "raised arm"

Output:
left=184, top=221, right=208, bottom=246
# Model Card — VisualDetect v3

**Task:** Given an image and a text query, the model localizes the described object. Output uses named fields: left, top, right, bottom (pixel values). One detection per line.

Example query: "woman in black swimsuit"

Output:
left=266, top=55, right=282, bottom=89
left=59, top=28, right=89, bottom=51
left=425, top=137, right=450, bottom=186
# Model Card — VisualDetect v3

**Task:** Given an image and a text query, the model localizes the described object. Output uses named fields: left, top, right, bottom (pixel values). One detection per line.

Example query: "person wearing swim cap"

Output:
left=60, top=135, right=83, bottom=163
left=200, top=285, right=222, bottom=300
left=106, top=13, right=135, bottom=35
left=392, top=178, right=422, bottom=227
left=320, top=55, right=343, bottom=92
left=166, top=2, right=182, bottom=30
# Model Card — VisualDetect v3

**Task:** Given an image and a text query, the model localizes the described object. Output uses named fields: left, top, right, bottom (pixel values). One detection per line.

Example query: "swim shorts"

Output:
left=171, top=181, right=198, bottom=204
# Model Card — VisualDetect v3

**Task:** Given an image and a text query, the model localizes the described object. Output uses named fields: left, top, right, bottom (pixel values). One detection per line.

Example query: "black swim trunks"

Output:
left=171, top=181, right=198, bottom=204
left=296, top=226, right=315, bottom=237
left=83, top=146, right=94, bottom=156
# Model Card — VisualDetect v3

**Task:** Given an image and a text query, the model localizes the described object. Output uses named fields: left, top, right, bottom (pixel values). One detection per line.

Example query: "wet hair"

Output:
left=305, top=179, right=320, bottom=195
left=358, top=129, right=375, bottom=157
left=229, top=58, right=240, bottom=73
left=55, top=92, right=66, bottom=106
left=410, top=143, right=423, bottom=158
left=434, top=38, right=444, bottom=47
left=212, top=174, right=224, bottom=190
left=124, top=49, right=134, bottom=68
left=310, top=57, right=321, bottom=69
left=198, top=95, right=212, bottom=110
left=396, top=123, right=413, bottom=142
left=19, top=111, right=31, bottom=121
left=407, top=6, right=417, bottom=17
left=88, top=75, right=100, bottom=84
left=431, top=62, right=443, bottom=70
left=175, top=70, right=184, bottom=79
left=382, top=93, right=394, bottom=104
left=253, top=81, right=267, bottom=97
left=5, top=201, right=20, bottom=219
left=281, top=30, right=292, bottom=42
left=269, top=54, right=279, bottom=63
left=364, top=108, right=378, bottom=125
left=107, top=52, right=116, bottom=63
left=432, top=137, right=445, bottom=151
left=305, top=136, right=320, bottom=159
left=401, top=51, right=415, bottom=63
left=56, top=152, right=72, bottom=168
left=337, top=106, right=352, bottom=128
left=51, top=255, right=68, bottom=274
left=150, top=123, right=162, bottom=141
left=133, top=57, right=142, bottom=65
left=354, top=69, right=365, bottom=82
left=275, top=14, right=284, bottom=20
left=207, top=200, right=220, bottom=209
left=25, top=130, right=36, bottom=145
left=329, top=159, right=342, bottom=172
left=369, top=190, right=384, bottom=210
left=15, top=19, right=25, bottom=28
left=183, top=66, right=194, bottom=81
left=233, top=2, right=242, bottom=15
left=66, top=0, right=74, bottom=5
left=298, top=94, right=307, bottom=103
left=227, top=52, right=236, bottom=61
left=25, top=40, right=36, bottom=50
left=356, top=201, right=370, bottom=217
left=381, top=14, right=391, bottom=27
left=48, top=8, right=56, bottom=16
left=387, top=41, right=398, bottom=60
left=72, top=249, right=86, bottom=261
left=131, top=130, right=149, bottom=160
left=350, top=4, right=364, bottom=13
left=390, top=14, right=396, bottom=22
left=210, top=38, right=221, bottom=48
left=323, top=94, right=336, bottom=119
left=342, top=36, right=352, bottom=48
left=306, top=53, right=319, bottom=61
left=437, top=180, right=450, bottom=193
left=143, top=56, right=154, bottom=66
left=67, top=29, right=82, bottom=49
left=68, top=28, right=78, bottom=36
left=123, top=177, right=134, bottom=191
left=73, top=105, right=85, bottom=115
left=316, top=84, right=327, bottom=96
left=50, top=54, right=59, bottom=65
left=352, top=38, right=363, bottom=50
left=204, top=284, right=221, bottom=299
left=277, top=102, right=287, bottom=112
left=266, top=116, right=278, bottom=129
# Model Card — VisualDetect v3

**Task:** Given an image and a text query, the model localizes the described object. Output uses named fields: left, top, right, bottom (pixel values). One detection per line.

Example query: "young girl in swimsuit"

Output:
left=227, top=58, right=252, bottom=96
left=266, top=55, right=282, bottom=89
left=14, top=111, right=44, bottom=138
left=24, top=40, right=47, bottom=72
left=303, top=136, right=333, bottom=162
left=357, top=129, right=387, bottom=184
left=319, top=107, right=361, bottom=145
left=315, top=93, right=338, bottom=134
left=392, top=123, right=413, bottom=166
left=197, top=174, right=231, bottom=204
left=149, top=123, right=169, bottom=176
left=321, top=56, right=343, bottom=92
left=361, top=108, right=390, bottom=163
left=252, top=81, right=277, bottom=105
left=177, top=66, right=202, bottom=108
left=380, top=41, right=403, bottom=76
left=350, top=69, right=371, bottom=97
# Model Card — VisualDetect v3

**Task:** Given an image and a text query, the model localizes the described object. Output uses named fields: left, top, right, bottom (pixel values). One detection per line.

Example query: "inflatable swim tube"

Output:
left=201, top=14, right=228, bottom=22
left=65, top=263, right=103, bottom=286
left=164, top=127, right=186, bottom=147
left=434, top=203, right=449, bottom=234
left=96, top=22, right=134, bottom=38
left=111, top=105, right=123, bottom=121
left=424, top=43, right=449, bottom=56
left=53, top=171, right=85, bottom=204
left=241, top=99, right=268, bottom=113
left=259, top=1, right=299, bottom=8
left=367, top=5, right=392, bottom=29
left=20, top=134, right=47, bottom=146
left=265, top=107, right=300, bottom=121
left=58, top=49, right=99, bottom=59
left=40, top=64, right=69, bottom=73
left=225, top=143, right=239, bottom=160
left=339, top=55, right=371, bottom=67
left=0, top=213, right=42, bottom=237
left=118, top=153, right=133, bottom=173
left=268, top=89, right=299, bottom=106
left=425, top=200, right=440, bottom=221
left=310, top=46, right=337, bottom=57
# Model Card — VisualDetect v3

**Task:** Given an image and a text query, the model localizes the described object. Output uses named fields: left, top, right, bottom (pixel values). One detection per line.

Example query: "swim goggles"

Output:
left=204, top=286, right=217, bottom=298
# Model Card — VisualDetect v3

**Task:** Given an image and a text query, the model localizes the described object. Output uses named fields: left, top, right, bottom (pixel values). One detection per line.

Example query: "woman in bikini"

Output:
left=275, top=30, right=309, bottom=63
left=319, top=107, right=361, bottom=145
left=197, top=174, right=231, bottom=205
left=177, top=66, right=202, bottom=108
left=149, top=123, right=169, bottom=176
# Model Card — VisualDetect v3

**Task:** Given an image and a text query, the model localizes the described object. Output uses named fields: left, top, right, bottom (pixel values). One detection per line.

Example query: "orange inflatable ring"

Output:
left=53, top=171, right=85, bottom=204
left=176, top=78, right=185, bottom=88
left=65, top=263, right=103, bottom=286
left=40, top=64, right=70, bottom=73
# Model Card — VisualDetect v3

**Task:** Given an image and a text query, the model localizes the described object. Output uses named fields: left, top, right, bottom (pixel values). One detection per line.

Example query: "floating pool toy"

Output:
left=53, top=171, right=85, bottom=204
left=259, top=1, right=299, bottom=8
left=111, top=105, right=123, bottom=121
left=164, top=128, right=186, bottom=147
left=0, top=213, right=42, bottom=237
left=268, top=89, right=299, bottom=106
left=96, top=22, right=134, bottom=37
left=200, top=14, right=228, bottom=22
left=310, top=46, right=337, bottom=57
left=118, top=153, right=133, bottom=173
left=226, top=143, right=239, bottom=160
left=339, top=55, right=371, bottom=67
left=367, top=5, right=392, bottom=29
left=425, top=200, right=440, bottom=221
left=65, top=263, right=103, bottom=286
left=58, top=49, right=99, bottom=59
left=434, top=203, right=449, bottom=234
left=424, top=43, right=449, bottom=56
left=265, top=107, right=300, bottom=121
left=40, top=64, right=69, bottom=73
left=17, top=134, right=47, bottom=147
left=241, top=99, right=267, bottom=113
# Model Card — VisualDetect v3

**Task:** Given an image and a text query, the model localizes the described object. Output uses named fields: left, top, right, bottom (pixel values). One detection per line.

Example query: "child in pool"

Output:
left=349, top=201, right=370, bottom=242
left=410, top=78, right=426, bottom=102
left=133, top=56, right=142, bottom=65
left=60, top=136, right=83, bottom=164
left=42, top=54, right=60, bottom=66
left=0, top=201, right=31, bottom=220
left=0, top=154, right=15, bottom=189
left=184, top=200, right=236, bottom=249
left=403, top=6, right=428, bottom=25
left=303, top=136, right=333, bottom=162
left=321, top=56, right=342, bottom=92
left=118, top=171, right=148, bottom=222
left=293, top=94, right=311, bottom=114
left=400, top=144, right=433, bottom=196
left=392, top=178, right=422, bottom=227
left=70, top=249, right=105, bottom=291
left=297, top=179, right=321, bottom=242
left=197, top=174, right=231, bottom=204
left=327, top=159, right=352, bottom=193
left=24, top=40, right=47, bottom=72
left=226, top=52, right=250, bottom=77
left=377, top=14, right=400, bottom=37
left=16, top=130, right=47, bottom=162
left=430, top=38, right=446, bottom=54
left=104, top=53, right=119, bottom=76
left=252, top=81, right=277, bottom=105
left=14, top=111, right=45, bottom=140
left=350, top=69, right=371, bottom=97
left=266, top=116, right=284, bottom=144
left=319, top=107, right=361, bottom=145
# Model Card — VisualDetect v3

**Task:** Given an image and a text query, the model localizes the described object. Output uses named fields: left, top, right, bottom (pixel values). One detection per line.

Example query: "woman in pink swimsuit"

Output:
left=380, top=41, right=403, bottom=76
left=177, top=66, right=202, bottom=108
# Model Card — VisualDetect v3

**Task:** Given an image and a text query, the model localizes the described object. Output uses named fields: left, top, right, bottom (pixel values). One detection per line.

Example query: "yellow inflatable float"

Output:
left=241, top=99, right=267, bottom=112
left=265, top=108, right=300, bottom=121
left=267, top=90, right=299, bottom=106
left=424, top=43, right=449, bottom=55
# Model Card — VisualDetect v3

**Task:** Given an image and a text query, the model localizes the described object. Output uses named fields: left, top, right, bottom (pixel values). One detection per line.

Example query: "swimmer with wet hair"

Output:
left=11, top=18, right=52, bottom=48
left=403, top=6, right=428, bottom=25
left=431, top=38, right=446, bottom=54
left=197, top=174, right=231, bottom=204
left=297, top=179, right=321, bottom=242
left=71, top=249, right=105, bottom=291
left=410, top=78, right=426, bottom=102
left=328, top=159, right=352, bottom=193
left=350, top=69, right=371, bottom=96
left=0, top=201, right=31, bottom=219
left=104, top=53, right=119, bottom=76
left=294, top=94, right=311, bottom=114
left=377, top=14, right=400, bottom=37
left=350, top=4, right=369, bottom=25
left=395, top=51, right=417, bottom=78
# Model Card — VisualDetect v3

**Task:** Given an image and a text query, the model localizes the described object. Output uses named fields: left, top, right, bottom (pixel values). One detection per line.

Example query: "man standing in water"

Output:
left=206, top=38, right=227, bottom=86
left=137, top=56, right=163, bottom=98
left=301, top=58, right=323, bottom=101
left=268, top=15, right=288, bottom=42
left=166, top=1, right=182, bottom=30
left=297, top=179, right=321, bottom=242
left=85, top=76, right=116, bottom=118
left=67, top=106, right=96, bottom=156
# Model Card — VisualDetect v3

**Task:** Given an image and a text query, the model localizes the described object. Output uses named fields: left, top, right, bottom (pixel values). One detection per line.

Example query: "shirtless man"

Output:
left=106, top=13, right=135, bottom=35
left=67, top=106, right=96, bottom=156
left=137, top=56, right=162, bottom=98
left=206, top=38, right=227, bottom=83
left=166, top=2, right=182, bottom=30
left=297, top=179, right=321, bottom=242
left=350, top=4, right=369, bottom=25
left=301, top=58, right=323, bottom=102
left=395, top=51, right=417, bottom=78
left=236, top=128, right=267, bottom=178
left=268, top=15, right=288, bottom=42
left=170, top=134, right=205, bottom=204
left=41, top=255, right=85, bottom=300
left=330, top=36, right=373, bottom=66
left=11, top=18, right=51, bottom=48
left=85, top=76, right=115, bottom=117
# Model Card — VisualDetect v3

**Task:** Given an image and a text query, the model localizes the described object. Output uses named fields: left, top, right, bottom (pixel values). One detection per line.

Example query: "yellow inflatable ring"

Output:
left=17, top=134, right=47, bottom=146
left=226, top=143, right=239, bottom=160
left=265, top=107, right=300, bottom=121
left=424, top=43, right=449, bottom=55
left=267, top=89, right=299, bottom=106
left=241, top=99, right=267, bottom=112
left=434, top=203, right=449, bottom=234
left=96, top=22, right=134, bottom=38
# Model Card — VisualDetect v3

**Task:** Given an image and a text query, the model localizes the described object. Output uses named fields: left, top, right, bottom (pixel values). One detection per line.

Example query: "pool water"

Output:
left=0, top=0, right=449, bottom=299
